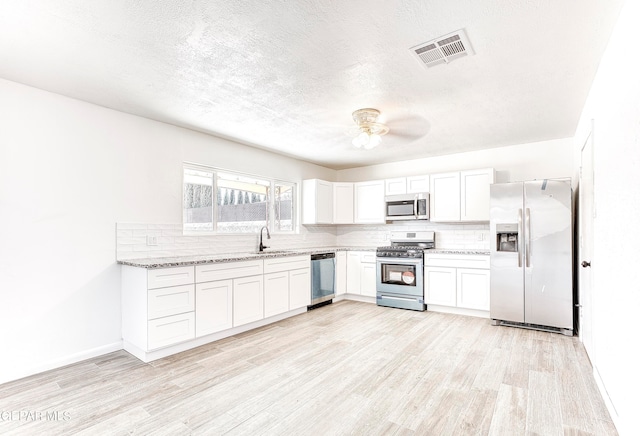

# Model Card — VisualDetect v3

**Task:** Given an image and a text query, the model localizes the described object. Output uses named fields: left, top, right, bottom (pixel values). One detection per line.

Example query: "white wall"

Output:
left=0, top=78, right=335, bottom=384
left=573, top=1, right=640, bottom=434
left=337, top=137, right=574, bottom=183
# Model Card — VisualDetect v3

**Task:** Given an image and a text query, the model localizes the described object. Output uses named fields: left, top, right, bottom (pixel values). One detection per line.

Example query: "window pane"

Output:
left=274, top=182, right=294, bottom=232
left=183, top=168, right=213, bottom=232
left=216, top=172, right=269, bottom=233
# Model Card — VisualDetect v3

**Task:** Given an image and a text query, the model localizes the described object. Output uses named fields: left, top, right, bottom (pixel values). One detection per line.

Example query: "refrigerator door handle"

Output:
left=525, top=208, right=531, bottom=267
left=518, top=208, right=523, bottom=268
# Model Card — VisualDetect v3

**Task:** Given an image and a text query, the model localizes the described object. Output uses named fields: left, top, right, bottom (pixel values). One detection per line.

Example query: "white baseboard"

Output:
left=0, top=341, right=123, bottom=386
left=592, top=365, right=624, bottom=434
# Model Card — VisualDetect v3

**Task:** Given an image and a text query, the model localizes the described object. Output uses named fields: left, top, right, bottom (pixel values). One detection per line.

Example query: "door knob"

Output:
left=581, top=261, right=591, bottom=268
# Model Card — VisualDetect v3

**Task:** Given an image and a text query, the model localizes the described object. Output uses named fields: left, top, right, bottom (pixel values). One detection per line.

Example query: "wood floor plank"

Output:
left=0, top=301, right=617, bottom=435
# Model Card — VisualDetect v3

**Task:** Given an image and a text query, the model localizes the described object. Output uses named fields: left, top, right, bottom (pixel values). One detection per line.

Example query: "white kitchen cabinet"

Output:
left=360, top=261, right=377, bottom=297
left=346, top=251, right=362, bottom=294
left=385, top=176, right=430, bottom=196
left=460, top=168, right=495, bottom=221
left=289, top=268, right=311, bottom=309
left=148, top=284, right=195, bottom=320
left=233, top=275, right=264, bottom=327
left=345, top=251, right=377, bottom=297
left=264, top=271, right=289, bottom=318
left=385, top=178, right=407, bottom=195
left=263, top=255, right=311, bottom=312
left=195, top=279, right=233, bottom=337
left=457, top=268, right=490, bottom=311
left=430, top=172, right=461, bottom=222
left=148, top=312, right=196, bottom=350
left=406, top=175, right=430, bottom=194
left=354, top=180, right=385, bottom=223
left=302, top=179, right=333, bottom=224
left=122, top=265, right=196, bottom=353
left=425, top=266, right=457, bottom=306
left=333, top=182, right=354, bottom=224
left=335, top=251, right=347, bottom=295
left=424, top=254, right=490, bottom=313
left=430, top=168, right=494, bottom=222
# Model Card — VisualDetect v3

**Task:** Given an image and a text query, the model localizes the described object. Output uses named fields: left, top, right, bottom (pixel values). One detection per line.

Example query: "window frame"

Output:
left=182, top=163, right=298, bottom=235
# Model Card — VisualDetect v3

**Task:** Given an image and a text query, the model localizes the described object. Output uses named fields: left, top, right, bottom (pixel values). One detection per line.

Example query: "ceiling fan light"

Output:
left=364, top=134, right=381, bottom=149
left=352, top=136, right=363, bottom=148
left=357, top=131, right=370, bottom=146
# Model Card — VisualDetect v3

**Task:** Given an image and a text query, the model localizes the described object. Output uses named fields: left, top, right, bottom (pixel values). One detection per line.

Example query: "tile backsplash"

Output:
left=116, top=221, right=489, bottom=261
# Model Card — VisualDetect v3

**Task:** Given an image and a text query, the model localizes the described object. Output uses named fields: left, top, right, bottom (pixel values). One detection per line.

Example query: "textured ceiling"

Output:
left=0, top=1, right=625, bottom=169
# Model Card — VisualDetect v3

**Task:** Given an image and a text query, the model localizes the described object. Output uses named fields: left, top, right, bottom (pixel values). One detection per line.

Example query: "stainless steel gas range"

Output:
left=376, top=231, right=435, bottom=311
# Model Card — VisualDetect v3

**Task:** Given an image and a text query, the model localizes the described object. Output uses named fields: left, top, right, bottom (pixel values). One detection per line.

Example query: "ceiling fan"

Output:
left=348, top=108, right=389, bottom=149
left=346, top=108, right=429, bottom=150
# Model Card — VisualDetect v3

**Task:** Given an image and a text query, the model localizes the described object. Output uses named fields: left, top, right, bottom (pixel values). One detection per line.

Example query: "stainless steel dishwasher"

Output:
left=308, top=252, right=335, bottom=309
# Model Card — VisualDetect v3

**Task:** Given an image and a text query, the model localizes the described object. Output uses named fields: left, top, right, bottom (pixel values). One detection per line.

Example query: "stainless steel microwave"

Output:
left=385, top=193, right=430, bottom=221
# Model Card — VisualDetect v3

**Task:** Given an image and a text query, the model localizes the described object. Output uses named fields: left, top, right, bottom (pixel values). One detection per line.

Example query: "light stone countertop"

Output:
left=118, top=246, right=489, bottom=269
left=117, top=246, right=376, bottom=269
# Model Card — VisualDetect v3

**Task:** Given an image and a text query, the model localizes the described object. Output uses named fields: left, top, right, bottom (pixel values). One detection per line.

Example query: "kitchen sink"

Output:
left=254, top=250, right=296, bottom=255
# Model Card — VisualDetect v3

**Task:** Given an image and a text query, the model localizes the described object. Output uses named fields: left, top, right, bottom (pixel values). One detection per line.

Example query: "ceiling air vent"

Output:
left=410, top=29, right=475, bottom=68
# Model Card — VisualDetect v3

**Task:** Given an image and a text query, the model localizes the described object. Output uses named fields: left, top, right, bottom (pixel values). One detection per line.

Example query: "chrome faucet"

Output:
left=259, top=226, right=271, bottom=252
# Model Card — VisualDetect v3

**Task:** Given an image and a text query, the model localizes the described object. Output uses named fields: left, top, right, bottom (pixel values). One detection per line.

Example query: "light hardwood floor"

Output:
left=0, top=301, right=617, bottom=435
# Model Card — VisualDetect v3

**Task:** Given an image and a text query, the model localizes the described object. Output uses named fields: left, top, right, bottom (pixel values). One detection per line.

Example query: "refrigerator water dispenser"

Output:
left=496, top=224, right=518, bottom=252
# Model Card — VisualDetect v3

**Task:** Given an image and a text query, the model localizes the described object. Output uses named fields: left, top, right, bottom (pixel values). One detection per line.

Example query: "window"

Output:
left=183, top=165, right=296, bottom=234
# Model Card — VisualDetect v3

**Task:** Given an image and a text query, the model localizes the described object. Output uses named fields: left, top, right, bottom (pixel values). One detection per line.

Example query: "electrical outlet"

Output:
left=147, top=235, right=158, bottom=246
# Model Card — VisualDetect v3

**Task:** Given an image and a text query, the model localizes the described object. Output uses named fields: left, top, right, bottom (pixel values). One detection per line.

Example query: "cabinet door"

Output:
left=430, top=172, right=461, bottom=221
left=195, top=280, right=232, bottom=337
left=346, top=251, right=362, bottom=294
left=385, top=178, right=407, bottom=195
left=289, top=268, right=311, bottom=309
left=460, top=168, right=495, bottom=221
left=233, top=275, right=264, bottom=327
left=335, top=252, right=347, bottom=295
left=302, top=179, right=333, bottom=224
left=264, top=271, right=290, bottom=318
left=354, top=180, right=385, bottom=223
left=360, top=262, right=377, bottom=297
left=406, top=175, right=430, bottom=194
left=333, top=183, right=354, bottom=224
left=425, top=266, right=457, bottom=306
left=457, top=268, right=490, bottom=311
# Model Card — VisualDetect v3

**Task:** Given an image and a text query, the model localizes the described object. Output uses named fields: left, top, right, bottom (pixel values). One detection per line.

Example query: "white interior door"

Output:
left=579, top=121, right=595, bottom=361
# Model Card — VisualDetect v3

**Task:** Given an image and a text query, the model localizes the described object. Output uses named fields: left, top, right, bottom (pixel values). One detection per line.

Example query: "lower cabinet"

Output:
left=122, top=255, right=311, bottom=362
left=424, top=254, right=490, bottom=311
left=264, top=271, right=289, bottom=318
left=233, top=275, right=265, bottom=327
left=345, top=251, right=377, bottom=297
left=148, top=312, right=196, bottom=350
left=335, top=251, right=347, bottom=296
left=289, top=268, right=311, bottom=309
left=195, top=280, right=233, bottom=337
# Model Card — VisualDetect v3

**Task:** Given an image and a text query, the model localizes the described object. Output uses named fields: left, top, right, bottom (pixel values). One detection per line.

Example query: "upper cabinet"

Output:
left=384, top=175, right=430, bottom=195
left=460, top=168, right=495, bottom=221
left=430, top=172, right=461, bottom=222
left=430, top=168, right=495, bottom=222
left=354, top=180, right=385, bottom=223
left=333, top=182, right=355, bottom=224
left=302, top=179, right=333, bottom=225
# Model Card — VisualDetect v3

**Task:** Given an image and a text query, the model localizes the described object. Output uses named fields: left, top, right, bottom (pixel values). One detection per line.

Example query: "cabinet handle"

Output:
left=581, top=261, right=591, bottom=268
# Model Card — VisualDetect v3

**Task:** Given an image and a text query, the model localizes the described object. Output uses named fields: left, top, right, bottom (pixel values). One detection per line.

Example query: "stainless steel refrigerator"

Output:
left=489, top=179, right=573, bottom=335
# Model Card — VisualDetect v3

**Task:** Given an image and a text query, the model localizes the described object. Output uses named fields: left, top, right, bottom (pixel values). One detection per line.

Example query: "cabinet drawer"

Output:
left=264, top=255, right=310, bottom=273
left=147, top=266, right=194, bottom=289
left=148, top=284, right=195, bottom=320
left=425, top=254, right=489, bottom=269
left=148, top=312, right=195, bottom=350
left=196, top=260, right=263, bottom=283
left=360, top=252, right=377, bottom=264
